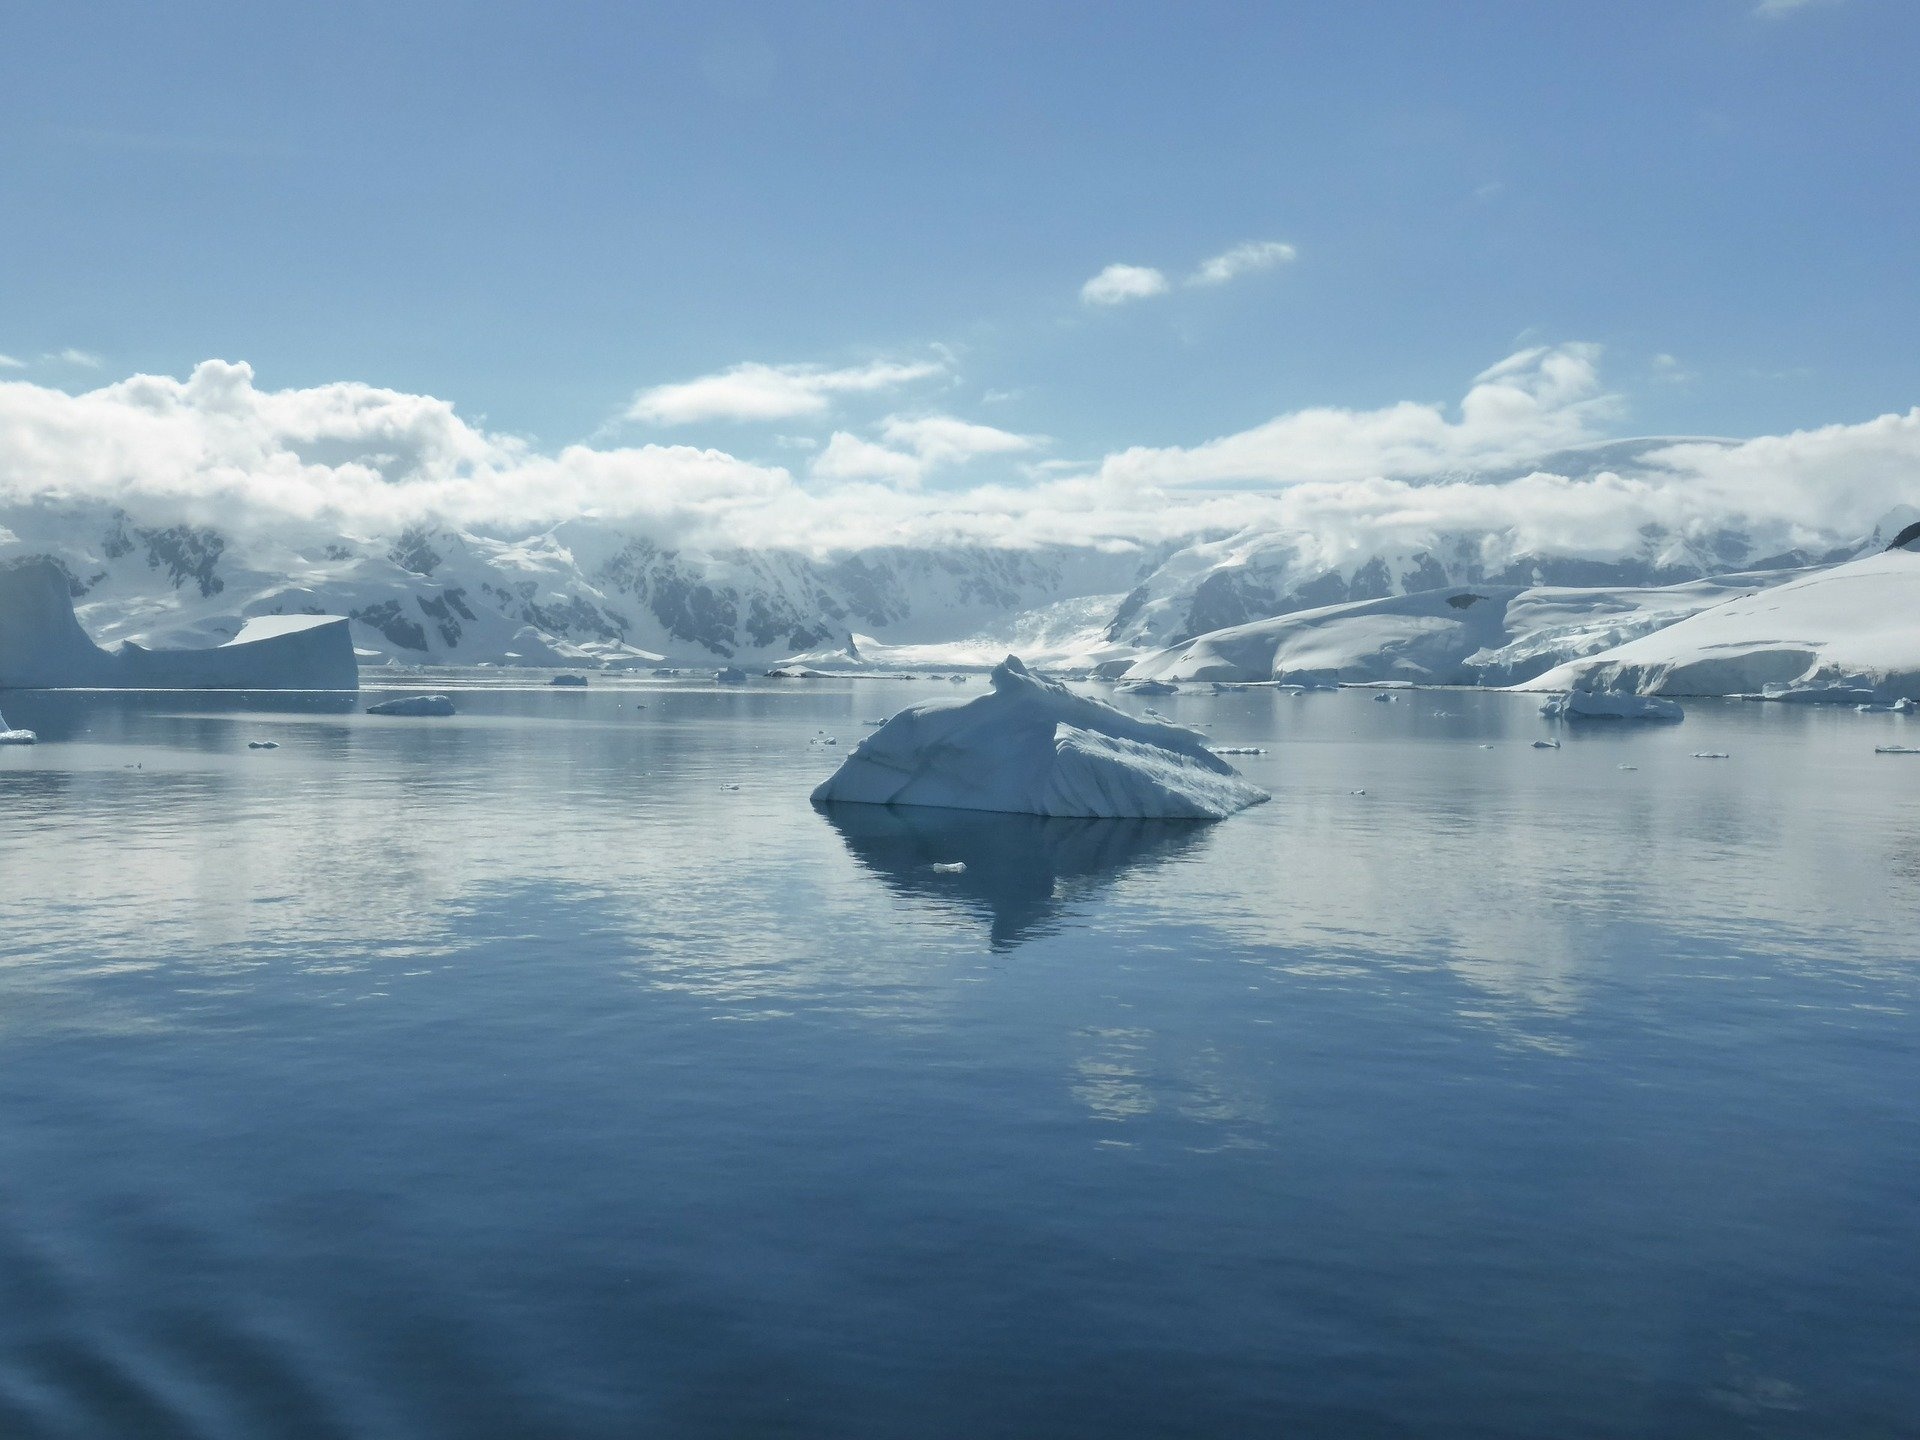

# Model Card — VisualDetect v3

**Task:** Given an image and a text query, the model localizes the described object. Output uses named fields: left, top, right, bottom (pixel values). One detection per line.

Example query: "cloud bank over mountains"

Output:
left=2, top=344, right=1915, bottom=563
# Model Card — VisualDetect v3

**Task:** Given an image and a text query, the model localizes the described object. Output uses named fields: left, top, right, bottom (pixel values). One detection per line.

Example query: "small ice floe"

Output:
left=949, top=675, right=967, bottom=683
left=1857, top=697, right=1916, bottom=713
left=366, top=695, right=456, bottom=717
left=1539, top=690, right=1684, bottom=722
left=1875, top=745, right=1920, bottom=755
left=931, top=861, right=967, bottom=874
left=715, top=667, right=748, bottom=685
left=0, top=708, right=36, bottom=744
left=1349, top=789, right=1368, bottom=796
left=720, top=782, right=741, bottom=791
left=1210, top=746, right=1267, bottom=756
left=1373, top=693, right=1396, bottom=703
left=549, top=674, right=588, bottom=687
left=864, top=718, right=888, bottom=726
left=1532, top=739, right=1560, bottom=749
left=1692, top=751, right=1731, bottom=759
left=248, top=741, right=280, bottom=750
left=1477, top=743, right=1495, bottom=749
left=1120, top=679, right=1179, bottom=695
left=1617, top=763, right=1638, bottom=770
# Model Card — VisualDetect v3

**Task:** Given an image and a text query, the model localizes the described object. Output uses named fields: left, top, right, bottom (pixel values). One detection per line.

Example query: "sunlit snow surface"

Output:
left=1, top=674, right=1917, bottom=1438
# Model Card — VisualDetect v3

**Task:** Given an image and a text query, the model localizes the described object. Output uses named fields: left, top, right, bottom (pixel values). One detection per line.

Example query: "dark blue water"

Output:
left=2, top=679, right=1916, bottom=1438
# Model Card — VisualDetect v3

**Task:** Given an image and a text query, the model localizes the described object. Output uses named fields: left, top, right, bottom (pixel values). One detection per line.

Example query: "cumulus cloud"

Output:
left=0, top=353, right=24, bottom=370
left=811, top=415, right=1037, bottom=489
left=1188, top=240, right=1297, bottom=287
left=48, top=348, right=103, bottom=368
left=625, top=357, right=942, bottom=425
left=1096, top=344, right=1618, bottom=489
left=2, top=349, right=1916, bottom=563
left=1080, top=264, right=1169, bottom=306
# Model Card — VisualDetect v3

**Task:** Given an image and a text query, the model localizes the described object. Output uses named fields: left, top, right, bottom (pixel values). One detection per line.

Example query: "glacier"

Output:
left=1525, top=541, right=1920, bottom=699
left=811, top=656, right=1267, bottom=820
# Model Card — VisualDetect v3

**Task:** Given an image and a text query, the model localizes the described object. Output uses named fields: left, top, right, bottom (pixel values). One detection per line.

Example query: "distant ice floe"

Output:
left=715, top=667, right=748, bottom=685
left=366, top=694, right=456, bottom=717
left=811, top=655, right=1268, bottom=819
left=247, top=740, right=280, bottom=749
left=549, top=674, right=589, bottom=687
left=0, top=707, right=34, bottom=745
left=1876, top=745, right=1920, bottom=755
left=1539, top=691, right=1684, bottom=722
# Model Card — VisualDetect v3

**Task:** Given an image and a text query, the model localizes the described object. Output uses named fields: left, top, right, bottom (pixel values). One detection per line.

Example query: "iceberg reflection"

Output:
left=817, top=802, right=1209, bottom=950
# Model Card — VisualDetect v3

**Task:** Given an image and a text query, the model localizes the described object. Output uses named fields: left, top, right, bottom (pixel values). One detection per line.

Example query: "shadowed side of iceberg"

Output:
left=810, top=654, right=1267, bottom=820
left=1, top=559, right=358, bottom=691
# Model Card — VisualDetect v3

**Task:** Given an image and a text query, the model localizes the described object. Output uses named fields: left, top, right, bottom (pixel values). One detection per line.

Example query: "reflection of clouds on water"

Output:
left=816, top=802, right=1210, bottom=951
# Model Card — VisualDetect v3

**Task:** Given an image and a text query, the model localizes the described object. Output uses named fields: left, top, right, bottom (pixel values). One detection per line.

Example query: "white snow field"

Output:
left=1526, top=544, right=1920, bottom=698
left=811, top=656, right=1268, bottom=820
left=1539, top=691, right=1685, bottom=721
left=1, top=557, right=357, bottom=691
left=1119, top=571, right=1796, bottom=687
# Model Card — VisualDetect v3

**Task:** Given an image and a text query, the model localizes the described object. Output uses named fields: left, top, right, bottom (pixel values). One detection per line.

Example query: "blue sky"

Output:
left=1, top=0, right=1914, bottom=483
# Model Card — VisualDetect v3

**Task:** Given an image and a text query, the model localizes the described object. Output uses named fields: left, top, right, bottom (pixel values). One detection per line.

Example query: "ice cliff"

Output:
left=0, top=559, right=357, bottom=691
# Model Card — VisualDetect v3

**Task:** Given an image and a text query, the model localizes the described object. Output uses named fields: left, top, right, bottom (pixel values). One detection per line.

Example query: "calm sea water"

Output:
left=1, top=677, right=1916, bottom=1439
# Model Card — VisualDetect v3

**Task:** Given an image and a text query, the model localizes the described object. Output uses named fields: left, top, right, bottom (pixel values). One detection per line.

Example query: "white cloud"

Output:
left=0, top=353, right=25, bottom=370
left=2, top=349, right=1916, bottom=565
left=811, top=415, right=1036, bottom=489
left=1096, top=344, right=1618, bottom=489
left=625, top=357, right=942, bottom=425
left=48, top=348, right=102, bottom=368
left=1188, top=240, right=1297, bottom=287
left=1753, top=0, right=1840, bottom=15
left=878, top=415, right=1034, bottom=467
left=1080, top=264, right=1169, bottom=307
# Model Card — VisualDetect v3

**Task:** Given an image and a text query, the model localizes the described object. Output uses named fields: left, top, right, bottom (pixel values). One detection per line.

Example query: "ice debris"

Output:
left=366, top=695, right=456, bottom=717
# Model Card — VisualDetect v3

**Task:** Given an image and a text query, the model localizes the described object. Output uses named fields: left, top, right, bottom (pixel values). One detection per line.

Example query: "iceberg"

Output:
left=0, top=706, right=34, bottom=744
left=549, top=674, right=589, bottom=687
left=1, top=558, right=357, bottom=691
left=715, top=667, right=748, bottom=685
left=811, top=655, right=1268, bottom=820
left=366, top=694, right=456, bottom=717
left=1539, top=691, right=1684, bottom=721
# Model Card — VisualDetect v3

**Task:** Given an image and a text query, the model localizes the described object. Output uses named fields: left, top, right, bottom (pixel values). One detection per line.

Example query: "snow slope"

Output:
left=1121, top=570, right=1799, bottom=686
left=812, top=656, right=1268, bottom=819
left=1525, top=543, right=1920, bottom=698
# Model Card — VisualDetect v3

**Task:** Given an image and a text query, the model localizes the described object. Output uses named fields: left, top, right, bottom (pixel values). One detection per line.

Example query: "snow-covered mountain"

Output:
left=1523, top=533, right=1920, bottom=699
left=0, top=501, right=1147, bottom=667
left=1102, top=438, right=1901, bottom=651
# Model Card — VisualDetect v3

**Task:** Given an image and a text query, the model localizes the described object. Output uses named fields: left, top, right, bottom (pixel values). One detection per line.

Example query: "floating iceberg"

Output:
left=1, top=558, right=357, bottom=691
left=1876, top=745, right=1920, bottom=755
left=1539, top=691, right=1684, bottom=721
left=366, top=694, right=456, bottom=717
left=549, top=674, right=589, bottom=687
left=811, top=655, right=1268, bottom=820
left=0, top=706, right=34, bottom=745
left=1120, top=679, right=1179, bottom=695
left=715, top=667, right=748, bottom=685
